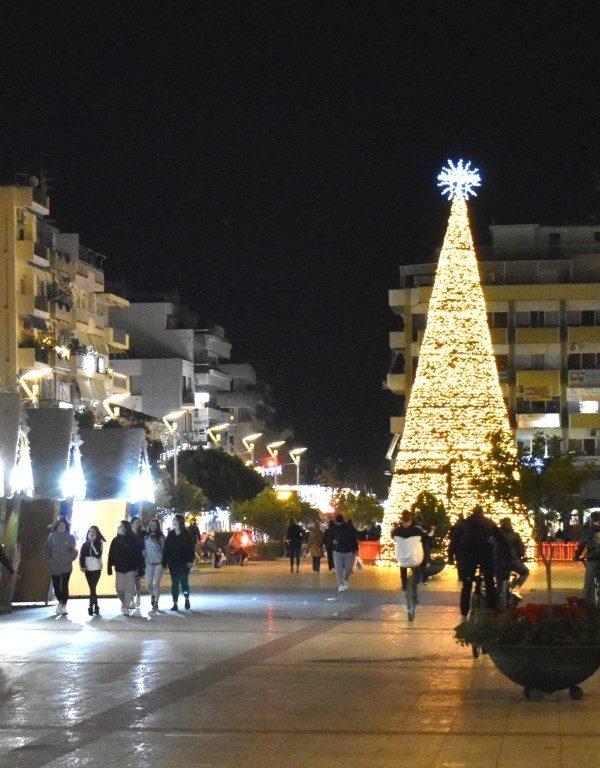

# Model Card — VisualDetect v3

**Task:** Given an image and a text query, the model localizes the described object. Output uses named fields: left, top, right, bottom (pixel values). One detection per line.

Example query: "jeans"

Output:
left=115, top=570, right=136, bottom=612
left=459, top=554, right=498, bottom=616
left=51, top=572, right=71, bottom=604
left=333, top=551, right=354, bottom=588
left=400, top=567, right=419, bottom=604
left=145, top=563, right=163, bottom=603
left=170, top=565, right=190, bottom=603
left=583, top=559, right=600, bottom=605
left=289, top=544, right=301, bottom=571
left=84, top=570, right=101, bottom=606
left=312, top=555, right=321, bottom=573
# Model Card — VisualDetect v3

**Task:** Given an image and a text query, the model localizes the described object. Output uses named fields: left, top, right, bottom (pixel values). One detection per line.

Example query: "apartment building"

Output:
left=109, top=297, right=232, bottom=444
left=387, top=224, right=600, bottom=501
left=0, top=182, right=129, bottom=413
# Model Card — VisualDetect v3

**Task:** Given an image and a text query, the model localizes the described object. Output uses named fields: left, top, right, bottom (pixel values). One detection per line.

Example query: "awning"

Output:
left=26, top=315, right=49, bottom=331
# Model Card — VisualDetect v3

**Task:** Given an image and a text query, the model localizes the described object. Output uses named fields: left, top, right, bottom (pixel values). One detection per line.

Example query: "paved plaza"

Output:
left=0, top=560, right=599, bottom=767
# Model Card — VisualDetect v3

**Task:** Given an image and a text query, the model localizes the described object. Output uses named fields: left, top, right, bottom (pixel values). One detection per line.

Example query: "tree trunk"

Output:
left=540, top=542, right=553, bottom=599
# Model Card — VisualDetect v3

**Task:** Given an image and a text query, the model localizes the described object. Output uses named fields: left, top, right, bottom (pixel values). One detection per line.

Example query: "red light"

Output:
left=240, top=533, right=250, bottom=547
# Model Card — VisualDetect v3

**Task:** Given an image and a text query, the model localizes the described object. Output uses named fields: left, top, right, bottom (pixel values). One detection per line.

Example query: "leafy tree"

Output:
left=175, top=448, right=266, bottom=508
left=335, top=491, right=383, bottom=529
left=152, top=470, right=209, bottom=517
left=410, top=491, right=450, bottom=551
left=230, top=487, right=320, bottom=540
left=473, top=430, right=594, bottom=593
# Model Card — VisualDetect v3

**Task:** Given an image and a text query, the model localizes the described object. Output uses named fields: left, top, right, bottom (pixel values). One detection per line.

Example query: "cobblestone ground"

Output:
left=0, top=560, right=597, bottom=767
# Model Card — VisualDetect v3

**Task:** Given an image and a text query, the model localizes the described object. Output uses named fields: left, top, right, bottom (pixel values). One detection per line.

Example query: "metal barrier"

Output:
left=535, top=542, right=578, bottom=562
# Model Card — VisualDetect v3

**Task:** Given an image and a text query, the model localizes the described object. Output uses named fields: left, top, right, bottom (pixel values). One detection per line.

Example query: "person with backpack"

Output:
left=449, top=505, right=511, bottom=619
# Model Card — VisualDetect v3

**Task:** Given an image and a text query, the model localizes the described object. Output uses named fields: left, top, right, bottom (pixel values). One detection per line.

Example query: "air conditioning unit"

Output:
left=569, top=344, right=580, bottom=352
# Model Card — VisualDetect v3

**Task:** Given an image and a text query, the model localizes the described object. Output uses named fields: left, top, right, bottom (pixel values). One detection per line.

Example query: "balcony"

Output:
left=517, top=414, right=561, bottom=429
left=568, top=369, right=600, bottom=387
left=389, top=331, right=406, bottom=350
left=216, top=391, right=264, bottom=411
left=569, top=326, right=600, bottom=345
left=107, top=327, right=129, bottom=350
left=386, top=373, right=406, bottom=393
left=516, top=327, right=560, bottom=344
left=195, top=332, right=231, bottom=360
left=109, top=370, right=129, bottom=395
left=569, top=413, right=600, bottom=430
left=489, top=327, right=508, bottom=345
left=516, top=369, right=561, bottom=399
left=194, top=365, right=232, bottom=392
left=390, top=416, right=405, bottom=434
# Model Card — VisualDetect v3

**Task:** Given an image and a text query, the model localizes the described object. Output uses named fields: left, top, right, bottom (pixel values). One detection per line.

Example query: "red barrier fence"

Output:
left=535, top=542, right=578, bottom=562
left=358, top=541, right=381, bottom=563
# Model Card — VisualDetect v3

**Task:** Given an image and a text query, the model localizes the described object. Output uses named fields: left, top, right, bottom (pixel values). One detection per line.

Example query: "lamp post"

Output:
left=289, top=447, right=307, bottom=488
left=162, top=409, right=186, bottom=486
left=206, top=421, right=229, bottom=449
left=266, top=440, right=286, bottom=486
left=242, top=432, right=263, bottom=466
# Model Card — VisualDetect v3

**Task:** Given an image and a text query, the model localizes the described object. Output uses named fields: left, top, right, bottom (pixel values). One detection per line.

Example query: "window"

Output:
left=568, top=354, right=581, bottom=370
left=531, top=353, right=545, bottom=369
left=530, top=311, right=544, bottom=327
left=97, top=357, right=106, bottom=374
left=569, top=439, right=583, bottom=454
left=580, top=401, right=599, bottom=414
left=495, top=355, right=509, bottom=371
left=584, top=439, right=597, bottom=456
left=581, top=310, right=596, bottom=326
left=129, top=375, right=142, bottom=396
left=487, top=312, right=508, bottom=328
left=544, top=311, right=559, bottom=327
left=582, top=353, right=597, bottom=369
left=567, top=311, right=581, bottom=326
left=515, top=312, right=530, bottom=327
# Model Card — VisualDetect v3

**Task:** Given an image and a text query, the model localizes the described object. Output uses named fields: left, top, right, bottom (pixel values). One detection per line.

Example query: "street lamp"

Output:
left=242, top=432, right=263, bottom=466
left=206, top=422, right=229, bottom=449
left=162, top=409, right=186, bottom=486
left=266, top=440, right=286, bottom=486
left=289, top=447, right=307, bottom=488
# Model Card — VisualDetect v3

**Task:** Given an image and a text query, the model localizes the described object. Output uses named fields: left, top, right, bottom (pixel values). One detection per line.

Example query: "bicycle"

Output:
left=402, top=566, right=419, bottom=622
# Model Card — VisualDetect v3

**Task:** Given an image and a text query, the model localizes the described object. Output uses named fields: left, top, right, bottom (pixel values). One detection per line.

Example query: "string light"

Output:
left=383, top=175, right=531, bottom=558
left=437, top=159, right=481, bottom=200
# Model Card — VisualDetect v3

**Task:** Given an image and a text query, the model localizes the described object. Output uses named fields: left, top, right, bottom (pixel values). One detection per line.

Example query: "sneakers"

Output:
left=88, top=605, right=94, bottom=616
left=338, top=583, right=349, bottom=592
left=60, top=603, right=68, bottom=615
left=121, top=607, right=131, bottom=615
left=171, top=603, right=179, bottom=612
left=55, top=604, right=62, bottom=615
left=184, top=597, right=191, bottom=610
left=93, top=605, right=100, bottom=615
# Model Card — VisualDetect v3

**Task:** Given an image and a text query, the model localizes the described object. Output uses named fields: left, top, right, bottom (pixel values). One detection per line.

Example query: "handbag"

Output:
left=85, top=555, right=102, bottom=571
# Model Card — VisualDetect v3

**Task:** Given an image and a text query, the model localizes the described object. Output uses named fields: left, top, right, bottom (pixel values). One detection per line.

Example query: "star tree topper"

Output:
left=437, top=159, right=481, bottom=200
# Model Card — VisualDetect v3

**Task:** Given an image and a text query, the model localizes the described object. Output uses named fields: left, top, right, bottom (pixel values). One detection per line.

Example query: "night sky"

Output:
left=2, top=4, right=600, bottom=493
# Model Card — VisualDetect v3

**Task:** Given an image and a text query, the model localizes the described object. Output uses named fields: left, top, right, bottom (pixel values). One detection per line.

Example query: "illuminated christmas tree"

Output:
left=384, top=161, right=529, bottom=548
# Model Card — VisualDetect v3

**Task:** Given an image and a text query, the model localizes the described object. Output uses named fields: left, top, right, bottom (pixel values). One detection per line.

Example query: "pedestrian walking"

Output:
left=331, top=513, right=359, bottom=592
left=79, top=526, right=106, bottom=616
left=107, top=520, right=143, bottom=616
left=129, top=516, right=145, bottom=608
left=323, top=520, right=335, bottom=572
left=44, top=517, right=78, bottom=615
left=286, top=516, right=304, bottom=573
left=162, top=513, right=195, bottom=611
left=144, top=518, right=165, bottom=610
left=307, top=523, right=324, bottom=573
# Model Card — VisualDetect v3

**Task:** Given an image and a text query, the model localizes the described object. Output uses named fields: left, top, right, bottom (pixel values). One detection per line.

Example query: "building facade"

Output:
left=0, top=182, right=129, bottom=413
left=387, top=223, right=600, bottom=503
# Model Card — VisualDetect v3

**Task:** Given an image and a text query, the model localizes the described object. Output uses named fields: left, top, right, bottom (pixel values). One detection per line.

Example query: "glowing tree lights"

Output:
left=383, top=161, right=529, bottom=552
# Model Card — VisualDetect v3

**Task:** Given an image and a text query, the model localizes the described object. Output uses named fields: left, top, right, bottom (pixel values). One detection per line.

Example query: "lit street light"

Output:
left=289, top=447, right=307, bottom=488
left=242, top=432, right=263, bottom=466
left=266, top=440, right=286, bottom=486
left=162, top=409, right=186, bottom=486
left=206, top=422, right=229, bottom=449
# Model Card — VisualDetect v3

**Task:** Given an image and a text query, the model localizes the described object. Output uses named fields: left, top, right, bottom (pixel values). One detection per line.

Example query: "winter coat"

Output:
left=307, top=527, right=324, bottom=557
left=331, top=520, right=359, bottom=554
left=107, top=535, right=143, bottom=574
left=499, top=525, right=526, bottom=561
left=45, top=531, right=78, bottom=576
left=162, top=529, right=195, bottom=570
left=79, top=540, right=104, bottom=572
left=448, top=513, right=510, bottom=563
left=392, top=523, right=429, bottom=567
left=286, top=522, right=304, bottom=547
left=323, top=525, right=335, bottom=551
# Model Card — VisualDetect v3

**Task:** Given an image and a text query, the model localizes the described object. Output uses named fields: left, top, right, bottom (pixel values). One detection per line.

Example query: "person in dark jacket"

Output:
left=323, top=520, right=335, bottom=572
left=0, top=544, right=14, bottom=575
left=79, top=525, right=106, bottom=616
left=286, top=517, right=304, bottom=573
left=574, top=512, right=600, bottom=605
left=498, top=517, right=529, bottom=599
left=449, top=505, right=511, bottom=618
left=202, top=532, right=222, bottom=568
left=332, top=514, right=359, bottom=592
left=45, top=517, right=78, bottom=616
left=162, top=513, right=196, bottom=611
left=107, top=520, right=143, bottom=616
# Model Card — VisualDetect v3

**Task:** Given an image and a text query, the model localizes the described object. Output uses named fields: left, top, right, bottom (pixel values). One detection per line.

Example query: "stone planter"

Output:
left=487, top=645, right=600, bottom=700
